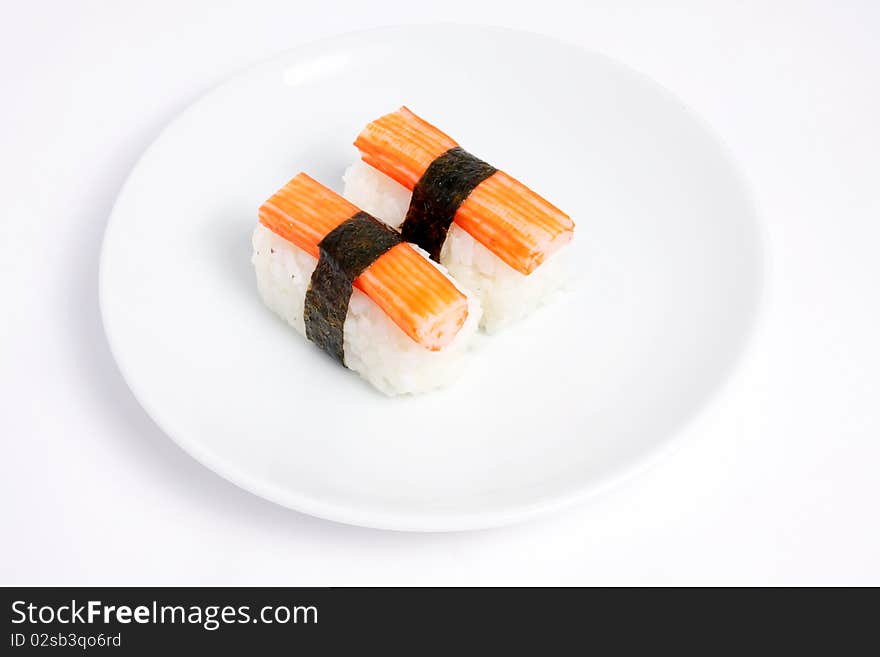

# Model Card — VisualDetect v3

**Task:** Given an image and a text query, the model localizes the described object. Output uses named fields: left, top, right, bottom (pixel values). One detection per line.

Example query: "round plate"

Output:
left=100, top=25, right=763, bottom=531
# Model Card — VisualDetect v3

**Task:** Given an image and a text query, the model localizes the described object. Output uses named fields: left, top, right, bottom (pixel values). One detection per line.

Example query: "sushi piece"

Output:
left=253, top=173, right=481, bottom=396
left=344, top=107, right=575, bottom=332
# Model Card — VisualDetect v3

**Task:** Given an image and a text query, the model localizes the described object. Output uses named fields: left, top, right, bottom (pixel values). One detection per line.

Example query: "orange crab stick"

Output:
left=259, top=173, right=468, bottom=350
left=354, top=107, right=575, bottom=275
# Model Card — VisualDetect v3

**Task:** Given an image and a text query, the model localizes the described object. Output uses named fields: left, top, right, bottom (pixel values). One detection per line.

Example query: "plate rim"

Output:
left=99, top=23, right=768, bottom=531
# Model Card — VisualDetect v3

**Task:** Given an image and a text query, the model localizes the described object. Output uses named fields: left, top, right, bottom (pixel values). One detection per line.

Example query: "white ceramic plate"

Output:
left=100, top=25, right=763, bottom=531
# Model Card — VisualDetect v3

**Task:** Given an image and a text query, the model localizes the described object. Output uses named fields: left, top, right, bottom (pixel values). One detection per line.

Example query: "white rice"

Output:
left=252, top=224, right=481, bottom=396
left=343, top=160, right=570, bottom=332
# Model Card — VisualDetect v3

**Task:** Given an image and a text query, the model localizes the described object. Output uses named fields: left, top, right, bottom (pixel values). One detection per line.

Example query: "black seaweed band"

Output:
left=304, top=212, right=401, bottom=364
left=401, top=147, right=497, bottom=261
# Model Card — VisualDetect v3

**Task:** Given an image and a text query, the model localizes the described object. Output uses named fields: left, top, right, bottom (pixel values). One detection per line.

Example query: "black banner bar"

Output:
left=1, top=587, right=871, bottom=653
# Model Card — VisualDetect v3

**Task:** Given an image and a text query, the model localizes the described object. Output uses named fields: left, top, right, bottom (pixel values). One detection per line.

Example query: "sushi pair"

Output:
left=252, top=107, right=575, bottom=395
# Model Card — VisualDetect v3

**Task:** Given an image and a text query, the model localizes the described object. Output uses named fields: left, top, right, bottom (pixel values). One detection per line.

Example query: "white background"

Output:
left=1, top=0, right=878, bottom=585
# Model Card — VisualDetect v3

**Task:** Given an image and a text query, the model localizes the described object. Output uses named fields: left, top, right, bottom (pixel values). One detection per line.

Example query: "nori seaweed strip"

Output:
left=304, top=211, right=401, bottom=364
left=401, top=146, right=497, bottom=261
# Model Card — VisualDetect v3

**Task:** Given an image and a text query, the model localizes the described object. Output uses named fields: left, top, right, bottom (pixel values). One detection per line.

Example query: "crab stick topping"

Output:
left=259, top=173, right=469, bottom=350
left=354, top=106, right=574, bottom=275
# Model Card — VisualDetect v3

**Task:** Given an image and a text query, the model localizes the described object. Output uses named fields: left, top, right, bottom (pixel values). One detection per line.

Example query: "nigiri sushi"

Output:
left=343, top=107, right=575, bottom=332
left=252, top=173, right=481, bottom=395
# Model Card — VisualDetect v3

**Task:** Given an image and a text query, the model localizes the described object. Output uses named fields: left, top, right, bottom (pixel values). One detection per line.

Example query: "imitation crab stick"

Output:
left=258, top=173, right=469, bottom=351
left=353, top=107, right=575, bottom=275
